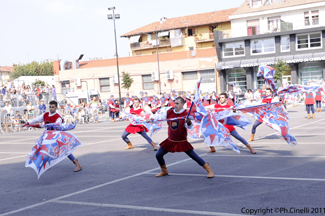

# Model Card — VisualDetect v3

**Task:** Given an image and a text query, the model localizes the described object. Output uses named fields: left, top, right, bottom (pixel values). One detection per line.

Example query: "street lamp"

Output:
left=107, top=7, right=122, bottom=111
left=155, top=17, right=167, bottom=94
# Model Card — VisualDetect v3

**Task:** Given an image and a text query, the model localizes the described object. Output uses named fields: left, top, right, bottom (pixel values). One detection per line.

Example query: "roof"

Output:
left=0, top=66, right=14, bottom=73
left=232, top=0, right=325, bottom=16
left=121, top=8, right=237, bottom=37
left=77, top=48, right=217, bottom=69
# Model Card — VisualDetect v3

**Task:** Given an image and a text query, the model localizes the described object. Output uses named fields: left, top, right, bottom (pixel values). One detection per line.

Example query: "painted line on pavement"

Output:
left=0, top=152, right=29, bottom=154
left=52, top=200, right=242, bottom=216
left=204, top=154, right=325, bottom=158
left=0, top=155, right=203, bottom=216
left=0, top=155, right=25, bottom=162
left=144, top=173, right=325, bottom=182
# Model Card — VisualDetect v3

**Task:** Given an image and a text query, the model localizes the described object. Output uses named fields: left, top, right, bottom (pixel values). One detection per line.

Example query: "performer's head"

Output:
left=174, top=96, right=185, bottom=112
left=49, top=100, right=58, bottom=114
left=262, top=84, right=266, bottom=90
left=133, top=97, right=140, bottom=108
left=219, top=93, right=228, bottom=104
left=266, top=88, right=272, bottom=96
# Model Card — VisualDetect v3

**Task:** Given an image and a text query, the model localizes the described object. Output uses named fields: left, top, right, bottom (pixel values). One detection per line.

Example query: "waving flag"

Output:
left=217, top=109, right=252, bottom=131
left=192, top=78, right=208, bottom=118
left=278, top=84, right=321, bottom=95
left=201, top=111, right=240, bottom=154
left=25, top=123, right=82, bottom=179
left=258, top=65, right=277, bottom=94
left=238, top=102, right=297, bottom=146
left=187, top=120, right=201, bottom=139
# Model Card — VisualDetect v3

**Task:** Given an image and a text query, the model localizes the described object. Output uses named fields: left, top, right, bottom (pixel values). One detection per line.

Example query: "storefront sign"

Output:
left=221, top=56, right=325, bottom=70
left=286, top=57, right=325, bottom=64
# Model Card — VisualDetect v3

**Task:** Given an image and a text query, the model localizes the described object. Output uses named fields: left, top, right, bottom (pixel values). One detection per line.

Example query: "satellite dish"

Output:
left=191, top=50, right=197, bottom=57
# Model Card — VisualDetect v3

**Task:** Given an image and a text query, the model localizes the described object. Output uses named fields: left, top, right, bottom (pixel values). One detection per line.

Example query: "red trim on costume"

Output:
left=43, top=112, right=63, bottom=124
left=214, top=104, right=235, bottom=132
left=305, top=92, right=315, bottom=105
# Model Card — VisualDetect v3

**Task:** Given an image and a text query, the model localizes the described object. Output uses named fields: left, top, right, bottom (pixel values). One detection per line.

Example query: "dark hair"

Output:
left=175, top=96, right=185, bottom=104
left=220, top=92, right=228, bottom=98
left=266, top=88, right=273, bottom=92
left=49, top=100, right=58, bottom=107
left=133, top=97, right=140, bottom=102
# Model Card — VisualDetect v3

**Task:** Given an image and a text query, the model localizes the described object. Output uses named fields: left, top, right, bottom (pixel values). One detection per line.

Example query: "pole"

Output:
left=156, top=29, right=161, bottom=94
left=112, top=10, right=122, bottom=111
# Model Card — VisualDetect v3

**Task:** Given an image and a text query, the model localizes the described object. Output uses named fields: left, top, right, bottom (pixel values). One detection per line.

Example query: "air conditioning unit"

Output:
left=74, top=78, right=81, bottom=86
left=113, top=74, right=119, bottom=84
left=151, top=71, right=159, bottom=81
left=166, top=70, right=174, bottom=80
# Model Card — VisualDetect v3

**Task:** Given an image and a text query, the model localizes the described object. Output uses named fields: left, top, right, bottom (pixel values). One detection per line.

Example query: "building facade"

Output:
left=122, top=8, right=236, bottom=57
left=0, top=66, right=13, bottom=86
left=53, top=48, right=219, bottom=100
left=214, top=0, right=325, bottom=92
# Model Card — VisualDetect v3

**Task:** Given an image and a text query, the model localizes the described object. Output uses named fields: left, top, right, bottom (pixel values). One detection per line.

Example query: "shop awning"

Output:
left=129, top=35, right=141, bottom=43
left=216, top=52, right=325, bottom=70
left=158, top=31, right=169, bottom=37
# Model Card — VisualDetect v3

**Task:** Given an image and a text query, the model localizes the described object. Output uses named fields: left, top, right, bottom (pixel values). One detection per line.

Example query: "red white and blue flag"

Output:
left=258, top=65, right=277, bottom=94
left=238, top=102, right=297, bottom=146
left=25, top=123, right=82, bottom=179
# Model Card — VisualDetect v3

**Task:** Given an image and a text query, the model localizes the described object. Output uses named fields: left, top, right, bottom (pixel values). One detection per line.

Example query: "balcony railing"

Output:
left=194, top=33, right=215, bottom=42
left=218, top=19, right=322, bottom=39
left=130, top=38, right=171, bottom=50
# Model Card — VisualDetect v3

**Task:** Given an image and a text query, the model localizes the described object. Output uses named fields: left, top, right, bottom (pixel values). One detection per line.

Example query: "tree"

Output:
left=33, top=79, right=45, bottom=86
left=10, top=61, right=54, bottom=79
left=121, top=71, right=134, bottom=93
left=273, top=58, right=291, bottom=83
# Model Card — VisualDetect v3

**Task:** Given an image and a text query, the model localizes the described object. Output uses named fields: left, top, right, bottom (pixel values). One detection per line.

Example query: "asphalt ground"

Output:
left=1, top=105, right=325, bottom=216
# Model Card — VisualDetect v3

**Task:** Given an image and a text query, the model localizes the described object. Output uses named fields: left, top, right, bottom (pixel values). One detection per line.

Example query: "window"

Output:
left=252, top=0, right=262, bottom=7
left=100, top=78, right=110, bottom=92
left=187, top=28, right=194, bottom=36
left=281, top=35, right=290, bottom=52
left=268, top=16, right=281, bottom=33
left=223, top=42, right=245, bottom=57
left=183, top=71, right=197, bottom=80
left=142, top=75, right=154, bottom=90
left=297, top=32, right=321, bottom=50
left=226, top=68, right=247, bottom=91
left=312, top=11, right=319, bottom=25
left=247, top=19, right=260, bottom=36
left=304, top=10, right=319, bottom=26
left=189, top=47, right=194, bottom=51
left=251, top=38, right=275, bottom=54
left=61, top=80, right=70, bottom=94
left=299, top=62, right=323, bottom=84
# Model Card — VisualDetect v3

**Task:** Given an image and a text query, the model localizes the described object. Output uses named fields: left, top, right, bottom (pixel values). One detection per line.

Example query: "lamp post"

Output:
left=155, top=17, right=167, bottom=95
left=108, top=7, right=122, bottom=111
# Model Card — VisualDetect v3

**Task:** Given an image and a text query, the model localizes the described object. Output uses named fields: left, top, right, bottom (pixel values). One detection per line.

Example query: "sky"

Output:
left=0, top=0, right=245, bottom=66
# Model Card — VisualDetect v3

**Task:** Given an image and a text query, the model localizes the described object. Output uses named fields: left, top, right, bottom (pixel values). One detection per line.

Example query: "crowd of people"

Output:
left=1, top=81, right=56, bottom=107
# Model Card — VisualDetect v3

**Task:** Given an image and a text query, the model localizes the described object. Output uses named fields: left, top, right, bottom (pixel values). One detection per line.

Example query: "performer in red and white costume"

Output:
left=24, top=100, right=82, bottom=172
left=151, top=97, right=214, bottom=178
left=248, top=88, right=274, bottom=142
left=315, top=88, right=322, bottom=113
left=122, top=98, right=158, bottom=151
left=208, top=93, right=256, bottom=154
left=305, top=90, right=316, bottom=119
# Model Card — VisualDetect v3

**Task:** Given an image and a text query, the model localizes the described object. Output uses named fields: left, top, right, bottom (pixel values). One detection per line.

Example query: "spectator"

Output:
left=43, top=84, right=50, bottom=104
left=1, top=101, right=13, bottom=116
left=1, top=86, right=6, bottom=95
left=38, top=100, right=46, bottom=115
left=27, top=101, right=35, bottom=117
left=79, top=99, right=85, bottom=108
left=52, top=85, right=57, bottom=101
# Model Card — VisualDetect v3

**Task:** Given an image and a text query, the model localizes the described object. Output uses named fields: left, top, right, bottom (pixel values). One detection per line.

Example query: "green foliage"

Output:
left=10, top=61, right=54, bottom=79
left=33, top=79, right=45, bottom=86
left=273, top=58, right=291, bottom=82
left=121, top=71, right=134, bottom=92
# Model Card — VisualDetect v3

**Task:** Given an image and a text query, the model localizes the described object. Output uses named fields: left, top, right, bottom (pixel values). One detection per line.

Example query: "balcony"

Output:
left=130, top=38, right=171, bottom=50
left=194, top=33, right=215, bottom=43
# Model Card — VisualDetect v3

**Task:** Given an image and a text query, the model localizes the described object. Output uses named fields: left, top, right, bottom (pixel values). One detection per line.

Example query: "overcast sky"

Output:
left=0, top=0, right=244, bottom=66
